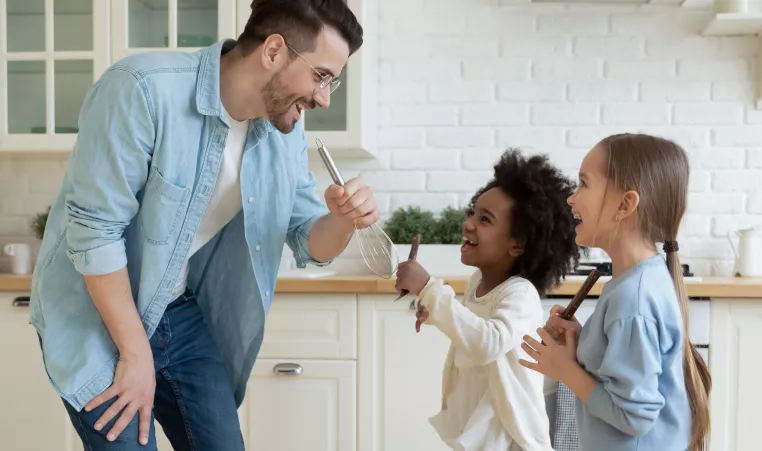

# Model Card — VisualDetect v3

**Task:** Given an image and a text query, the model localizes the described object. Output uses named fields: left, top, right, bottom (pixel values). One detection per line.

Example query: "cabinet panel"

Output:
left=112, top=0, right=235, bottom=62
left=708, top=299, right=762, bottom=451
left=0, top=293, right=73, bottom=450
left=258, top=294, right=357, bottom=360
left=54, top=0, right=94, bottom=51
left=243, top=359, right=356, bottom=451
left=6, top=0, right=46, bottom=52
left=358, top=295, right=452, bottom=451
left=7, top=61, right=46, bottom=134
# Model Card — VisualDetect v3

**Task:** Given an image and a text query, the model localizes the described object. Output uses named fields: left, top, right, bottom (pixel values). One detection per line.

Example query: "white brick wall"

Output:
left=1, top=2, right=760, bottom=276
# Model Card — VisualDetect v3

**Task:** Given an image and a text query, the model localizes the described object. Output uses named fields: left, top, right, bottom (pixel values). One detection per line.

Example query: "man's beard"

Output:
left=261, top=70, right=305, bottom=134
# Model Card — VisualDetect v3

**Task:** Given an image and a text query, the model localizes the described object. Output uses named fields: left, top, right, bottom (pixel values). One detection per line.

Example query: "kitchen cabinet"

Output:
left=241, top=293, right=358, bottom=451
left=357, top=295, right=453, bottom=451
left=0, top=292, right=75, bottom=450
left=242, top=359, right=356, bottom=451
left=0, top=292, right=356, bottom=450
left=257, top=293, right=357, bottom=360
left=4, top=289, right=762, bottom=451
left=707, top=298, right=762, bottom=451
left=0, top=0, right=108, bottom=152
left=1, top=0, right=378, bottom=156
left=0, top=292, right=175, bottom=449
left=110, top=0, right=236, bottom=62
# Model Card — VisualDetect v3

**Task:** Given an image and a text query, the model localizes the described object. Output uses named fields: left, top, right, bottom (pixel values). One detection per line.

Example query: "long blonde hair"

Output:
left=600, top=133, right=711, bottom=451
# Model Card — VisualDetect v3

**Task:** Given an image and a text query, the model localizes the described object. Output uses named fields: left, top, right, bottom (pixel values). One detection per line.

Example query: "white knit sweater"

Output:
left=419, top=271, right=554, bottom=451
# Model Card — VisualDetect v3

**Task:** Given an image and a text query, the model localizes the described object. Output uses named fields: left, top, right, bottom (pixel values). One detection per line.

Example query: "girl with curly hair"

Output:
left=395, top=149, right=580, bottom=451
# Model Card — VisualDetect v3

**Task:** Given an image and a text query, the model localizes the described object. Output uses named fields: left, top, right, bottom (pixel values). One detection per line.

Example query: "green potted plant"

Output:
left=30, top=206, right=50, bottom=240
left=384, top=205, right=474, bottom=276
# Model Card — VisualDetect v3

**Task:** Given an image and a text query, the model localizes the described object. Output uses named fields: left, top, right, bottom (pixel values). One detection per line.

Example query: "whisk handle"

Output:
left=315, top=139, right=345, bottom=186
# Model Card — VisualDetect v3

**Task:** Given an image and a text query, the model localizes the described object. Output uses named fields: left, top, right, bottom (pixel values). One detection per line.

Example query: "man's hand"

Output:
left=395, top=261, right=431, bottom=297
left=85, top=350, right=156, bottom=444
left=324, top=177, right=380, bottom=229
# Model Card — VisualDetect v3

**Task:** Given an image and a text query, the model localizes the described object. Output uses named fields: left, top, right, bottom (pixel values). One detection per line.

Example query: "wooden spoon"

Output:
left=393, top=234, right=422, bottom=302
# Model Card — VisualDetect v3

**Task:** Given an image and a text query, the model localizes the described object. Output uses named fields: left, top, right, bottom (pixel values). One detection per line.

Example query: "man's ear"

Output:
left=260, top=34, right=287, bottom=69
left=617, top=190, right=640, bottom=220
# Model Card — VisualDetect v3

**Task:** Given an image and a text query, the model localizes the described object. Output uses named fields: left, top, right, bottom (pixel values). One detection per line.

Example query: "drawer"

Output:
left=258, top=294, right=356, bottom=359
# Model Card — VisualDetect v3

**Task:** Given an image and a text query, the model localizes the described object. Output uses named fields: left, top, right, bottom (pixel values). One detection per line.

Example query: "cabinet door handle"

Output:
left=12, top=296, right=30, bottom=307
left=273, top=363, right=303, bottom=376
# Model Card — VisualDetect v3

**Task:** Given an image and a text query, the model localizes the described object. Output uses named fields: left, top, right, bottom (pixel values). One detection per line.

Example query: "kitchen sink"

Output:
left=276, top=268, right=337, bottom=279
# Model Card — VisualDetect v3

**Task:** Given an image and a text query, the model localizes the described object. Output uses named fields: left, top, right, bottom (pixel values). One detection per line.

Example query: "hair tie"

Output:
left=663, top=241, right=679, bottom=253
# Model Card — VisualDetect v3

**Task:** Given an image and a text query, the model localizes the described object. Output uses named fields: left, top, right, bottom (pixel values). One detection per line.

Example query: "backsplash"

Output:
left=1, top=1, right=760, bottom=276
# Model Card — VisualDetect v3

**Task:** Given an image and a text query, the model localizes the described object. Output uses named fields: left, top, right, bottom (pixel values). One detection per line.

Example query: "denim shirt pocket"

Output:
left=139, top=166, right=189, bottom=245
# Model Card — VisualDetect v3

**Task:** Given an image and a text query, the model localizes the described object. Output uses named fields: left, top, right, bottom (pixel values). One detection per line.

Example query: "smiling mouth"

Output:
left=462, top=236, right=477, bottom=251
left=573, top=213, right=583, bottom=227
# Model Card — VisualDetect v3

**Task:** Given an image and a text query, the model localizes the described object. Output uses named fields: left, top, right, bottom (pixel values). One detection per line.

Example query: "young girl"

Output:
left=519, top=133, right=711, bottom=451
left=395, top=149, right=580, bottom=451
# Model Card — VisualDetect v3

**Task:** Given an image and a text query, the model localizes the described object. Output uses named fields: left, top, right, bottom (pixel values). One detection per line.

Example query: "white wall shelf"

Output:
left=702, top=12, right=762, bottom=35
left=702, top=13, right=762, bottom=109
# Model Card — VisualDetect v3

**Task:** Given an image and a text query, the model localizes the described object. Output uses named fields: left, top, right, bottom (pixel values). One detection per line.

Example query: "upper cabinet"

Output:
left=0, top=0, right=108, bottom=151
left=1, top=0, right=377, bottom=157
left=236, top=0, right=377, bottom=157
left=111, top=0, right=236, bottom=61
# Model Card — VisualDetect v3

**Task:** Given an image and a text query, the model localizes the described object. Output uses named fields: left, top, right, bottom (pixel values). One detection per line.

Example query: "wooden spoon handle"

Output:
left=561, top=269, right=601, bottom=320
left=393, top=234, right=423, bottom=302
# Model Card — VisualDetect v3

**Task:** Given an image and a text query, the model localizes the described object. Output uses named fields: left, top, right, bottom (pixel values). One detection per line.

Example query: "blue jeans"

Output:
left=62, top=292, right=245, bottom=450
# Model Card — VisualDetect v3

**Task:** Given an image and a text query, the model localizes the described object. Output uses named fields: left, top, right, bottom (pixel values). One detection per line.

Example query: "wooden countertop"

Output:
left=2, top=274, right=762, bottom=298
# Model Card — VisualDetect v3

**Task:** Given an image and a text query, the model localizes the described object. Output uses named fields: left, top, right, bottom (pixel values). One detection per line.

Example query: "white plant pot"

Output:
left=394, top=244, right=476, bottom=277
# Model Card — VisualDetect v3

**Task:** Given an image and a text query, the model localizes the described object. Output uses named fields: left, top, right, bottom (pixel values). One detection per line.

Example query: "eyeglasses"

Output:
left=284, top=42, right=341, bottom=95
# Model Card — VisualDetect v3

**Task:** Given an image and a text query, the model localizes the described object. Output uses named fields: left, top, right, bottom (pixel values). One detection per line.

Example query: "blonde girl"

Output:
left=519, top=134, right=711, bottom=451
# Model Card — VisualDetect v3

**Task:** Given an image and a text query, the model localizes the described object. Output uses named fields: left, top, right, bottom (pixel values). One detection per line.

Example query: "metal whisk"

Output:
left=315, top=139, right=400, bottom=278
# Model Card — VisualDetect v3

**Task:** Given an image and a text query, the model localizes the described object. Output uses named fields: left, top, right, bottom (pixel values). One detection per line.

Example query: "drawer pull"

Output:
left=12, top=296, right=30, bottom=307
left=273, top=363, right=303, bottom=376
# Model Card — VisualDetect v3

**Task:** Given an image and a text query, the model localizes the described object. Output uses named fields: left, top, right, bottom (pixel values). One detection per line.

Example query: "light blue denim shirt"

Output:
left=30, top=40, right=331, bottom=411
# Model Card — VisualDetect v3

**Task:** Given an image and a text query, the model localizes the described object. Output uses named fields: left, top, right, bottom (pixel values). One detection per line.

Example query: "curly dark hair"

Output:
left=467, top=149, right=581, bottom=296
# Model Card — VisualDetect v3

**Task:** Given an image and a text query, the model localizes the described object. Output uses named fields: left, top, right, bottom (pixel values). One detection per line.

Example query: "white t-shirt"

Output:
left=172, top=110, right=249, bottom=298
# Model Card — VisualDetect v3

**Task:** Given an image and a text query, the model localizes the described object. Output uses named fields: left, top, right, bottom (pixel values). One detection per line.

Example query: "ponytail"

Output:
left=664, top=241, right=711, bottom=451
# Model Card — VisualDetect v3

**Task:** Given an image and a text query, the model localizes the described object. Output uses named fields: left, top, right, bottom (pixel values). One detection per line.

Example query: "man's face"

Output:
left=262, top=27, right=349, bottom=134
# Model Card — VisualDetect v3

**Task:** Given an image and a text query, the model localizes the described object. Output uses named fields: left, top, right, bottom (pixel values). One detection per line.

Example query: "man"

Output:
left=29, top=1, right=373, bottom=449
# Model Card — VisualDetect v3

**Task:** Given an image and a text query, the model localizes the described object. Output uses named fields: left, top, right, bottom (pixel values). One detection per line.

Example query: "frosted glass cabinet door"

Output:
left=303, top=65, right=349, bottom=133
left=111, top=0, right=236, bottom=61
left=0, top=0, right=108, bottom=152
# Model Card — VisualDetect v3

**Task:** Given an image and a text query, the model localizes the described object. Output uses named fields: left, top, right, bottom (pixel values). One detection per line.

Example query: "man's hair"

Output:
left=238, top=0, right=363, bottom=56
left=467, top=149, right=581, bottom=297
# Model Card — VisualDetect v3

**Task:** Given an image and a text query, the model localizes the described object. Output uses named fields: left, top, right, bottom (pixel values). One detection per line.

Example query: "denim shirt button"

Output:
left=255, top=245, right=261, bottom=252
left=248, top=196, right=255, bottom=203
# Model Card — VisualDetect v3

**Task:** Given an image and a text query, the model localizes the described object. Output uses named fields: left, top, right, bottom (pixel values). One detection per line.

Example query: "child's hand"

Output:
left=415, top=302, right=429, bottom=333
left=518, top=327, right=580, bottom=383
left=544, top=305, right=582, bottom=345
left=394, top=261, right=430, bottom=296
